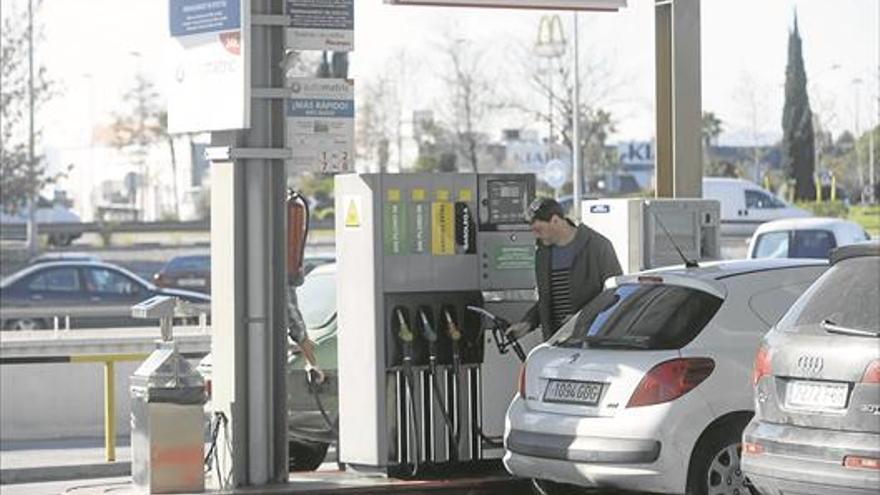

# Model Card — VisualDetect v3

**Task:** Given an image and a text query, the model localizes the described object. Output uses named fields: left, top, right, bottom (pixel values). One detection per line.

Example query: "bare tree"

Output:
left=357, top=73, right=397, bottom=172
left=733, top=71, right=773, bottom=181
left=436, top=35, right=498, bottom=173
left=0, top=0, right=64, bottom=214
left=504, top=28, right=623, bottom=184
left=110, top=72, right=171, bottom=220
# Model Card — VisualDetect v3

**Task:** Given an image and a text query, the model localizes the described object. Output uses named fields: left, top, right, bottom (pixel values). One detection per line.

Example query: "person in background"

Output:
left=506, top=197, right=622, bottom=342
left=287, top=269, right=324, bottom=383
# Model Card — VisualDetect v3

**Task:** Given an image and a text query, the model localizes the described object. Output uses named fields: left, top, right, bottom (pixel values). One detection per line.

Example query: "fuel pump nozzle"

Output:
left=394, top=308, right=420, bottom=475
left=465, top=305, right=527, bottom=362
left=419, top=309, right=459, bottom=458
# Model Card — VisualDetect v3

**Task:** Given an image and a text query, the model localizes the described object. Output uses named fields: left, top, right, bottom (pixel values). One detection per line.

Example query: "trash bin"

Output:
left=130, top=341, right=207, bottom=494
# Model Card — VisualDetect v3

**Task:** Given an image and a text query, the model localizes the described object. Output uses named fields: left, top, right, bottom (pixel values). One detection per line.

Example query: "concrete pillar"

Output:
left=655, top=0, right=702, bottom=198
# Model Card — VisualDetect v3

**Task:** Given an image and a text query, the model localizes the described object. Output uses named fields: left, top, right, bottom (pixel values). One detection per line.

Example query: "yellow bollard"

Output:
left=815, top=176, right=822, bottom=203
left=104, top=360, right=116, bottom=462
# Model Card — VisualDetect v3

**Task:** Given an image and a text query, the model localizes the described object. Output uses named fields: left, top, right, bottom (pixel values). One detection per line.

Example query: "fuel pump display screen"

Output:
left=486, top=180, right=528, bottom=225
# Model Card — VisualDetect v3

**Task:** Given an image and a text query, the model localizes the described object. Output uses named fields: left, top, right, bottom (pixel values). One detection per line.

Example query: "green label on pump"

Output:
left=494, top=245, right=535, bottom=270
left=410, top=202, right=429, bottom=254
left=383, top=202, right=408, bottom=255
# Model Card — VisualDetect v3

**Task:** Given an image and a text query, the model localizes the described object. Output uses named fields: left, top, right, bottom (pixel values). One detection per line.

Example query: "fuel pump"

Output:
left=335, top=173, right=538, bottom=477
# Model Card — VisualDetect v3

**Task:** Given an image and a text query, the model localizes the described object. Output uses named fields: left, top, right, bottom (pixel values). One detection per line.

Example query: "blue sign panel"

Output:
left=169, top=0, right=241, bottom=37
left=287, top=99, right=354, bottom=118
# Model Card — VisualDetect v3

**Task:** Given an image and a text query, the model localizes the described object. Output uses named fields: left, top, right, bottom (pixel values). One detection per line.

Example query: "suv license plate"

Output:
left=543, top=380, right=603, bottom=406
left=785, top=380, right=848, bottom=410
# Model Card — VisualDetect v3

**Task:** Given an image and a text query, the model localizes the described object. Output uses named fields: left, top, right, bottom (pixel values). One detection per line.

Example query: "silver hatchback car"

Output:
left=742, top=242, right=880, bottom=495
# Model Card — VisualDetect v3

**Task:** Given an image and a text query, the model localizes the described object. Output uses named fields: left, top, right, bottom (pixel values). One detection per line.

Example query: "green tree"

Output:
left=0, top=1, right=63, bottom=214
left=781, top=14, right=816, bottom=200
left=701, top=111, right=723, bottom=174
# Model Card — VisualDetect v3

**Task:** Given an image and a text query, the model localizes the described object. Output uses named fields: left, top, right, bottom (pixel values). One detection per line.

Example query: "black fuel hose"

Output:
left=420, top=310, right=459, bottom=458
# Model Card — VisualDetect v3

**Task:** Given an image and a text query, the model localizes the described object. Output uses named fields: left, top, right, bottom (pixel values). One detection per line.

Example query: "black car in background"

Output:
left=153, top=255, right=211, bottom=293
left=0, top=261, right=210, bottom=330
left=152, top=252, right=335, bottom=294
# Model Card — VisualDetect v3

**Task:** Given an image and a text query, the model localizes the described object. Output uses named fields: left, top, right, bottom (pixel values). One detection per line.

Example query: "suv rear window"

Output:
left=778, top=256, right=880, bottom=334
left=549, top=283, right=723, bottom=350
left=754, top=230, right=837, bottom=259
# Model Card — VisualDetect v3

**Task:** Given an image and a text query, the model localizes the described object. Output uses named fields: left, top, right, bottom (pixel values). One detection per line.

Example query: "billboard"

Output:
left=167, top=0, right=250, bottom=133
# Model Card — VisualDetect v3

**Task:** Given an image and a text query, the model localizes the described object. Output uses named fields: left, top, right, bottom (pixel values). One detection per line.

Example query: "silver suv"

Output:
left=742, top=242, right=880, bottom=495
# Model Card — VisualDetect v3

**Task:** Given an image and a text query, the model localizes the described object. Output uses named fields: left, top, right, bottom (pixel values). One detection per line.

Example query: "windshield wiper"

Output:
left=582, top=335, right=652, bottom=349
left=821, top=319, right=880, bottom=338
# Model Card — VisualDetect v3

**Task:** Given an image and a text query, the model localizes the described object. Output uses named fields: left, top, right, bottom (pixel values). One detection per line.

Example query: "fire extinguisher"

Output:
left=286, top=189, right=309, bottom=281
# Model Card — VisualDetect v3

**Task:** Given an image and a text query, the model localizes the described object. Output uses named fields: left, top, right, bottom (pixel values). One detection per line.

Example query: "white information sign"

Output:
left=287, top=0, right=354, bottom=52
left=167, top=0, right=250, bottom=133
left=287, top=78, right=354, bottom=174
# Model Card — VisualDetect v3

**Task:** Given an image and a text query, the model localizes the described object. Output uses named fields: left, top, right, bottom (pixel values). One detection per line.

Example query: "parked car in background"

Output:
left=504, top=258, right=827, bottom=495
left=153, top=252, right=334, bottom=294
left=0, top=196, right=83, bottom=246
left=703, top=177, right=811, bottom=236
left=200, top=263, right=338, bottom=471
left=29, top=252, right=101, bottom=265
left=743, top=242, right=880, bottom=495
left=153, top=255, right=211, bottom=293
left=748, top=217, right=871, bottom=259
left=0, top=261, right=209, bottom=330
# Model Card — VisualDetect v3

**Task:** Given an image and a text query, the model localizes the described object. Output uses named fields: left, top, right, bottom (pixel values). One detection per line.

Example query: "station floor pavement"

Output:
left=0, top=438, right=533, bottom=494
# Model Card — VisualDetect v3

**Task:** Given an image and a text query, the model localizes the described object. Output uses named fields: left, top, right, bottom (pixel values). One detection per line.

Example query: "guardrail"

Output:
left=1, top=218, right=335, bottom=240
left=0, top=352, right=204, bottom=462
left=0, top=327, right=211, bottom=459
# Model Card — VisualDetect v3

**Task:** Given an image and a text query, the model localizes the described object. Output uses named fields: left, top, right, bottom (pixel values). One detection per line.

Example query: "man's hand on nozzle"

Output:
left=305, top=363, right=326, bottom=384
left=505, top=321, right=532, bottom=340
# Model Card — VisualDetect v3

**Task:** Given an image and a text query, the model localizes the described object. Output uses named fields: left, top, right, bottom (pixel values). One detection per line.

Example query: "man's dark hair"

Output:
left=525, top=197, right=566, bottom=223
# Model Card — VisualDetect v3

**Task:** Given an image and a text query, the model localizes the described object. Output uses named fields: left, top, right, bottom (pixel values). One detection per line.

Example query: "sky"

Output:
left=3, top=0, right=878, bottom=155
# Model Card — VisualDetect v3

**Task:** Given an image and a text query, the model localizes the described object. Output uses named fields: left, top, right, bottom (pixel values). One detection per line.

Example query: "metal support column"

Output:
left=655, top=0, right=702, bottom=198
left=210, top=0, right=288, bottom=487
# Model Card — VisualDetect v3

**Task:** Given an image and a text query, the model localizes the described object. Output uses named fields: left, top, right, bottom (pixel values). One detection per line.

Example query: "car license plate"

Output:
left=785, top=380, right=848, bottom=410
left=543, top=379, right=603, bottom=406
left=178, top=278, right=206, bottom=287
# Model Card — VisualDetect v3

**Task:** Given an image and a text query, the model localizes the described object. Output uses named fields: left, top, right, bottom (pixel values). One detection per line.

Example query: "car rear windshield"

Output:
left=778, top=256, right=880, bottom=334
left=167, top=256, right=209, bottom=271
left=754, top=229, right=836, bottom=259
left=549, top=283, right=723, bottom=350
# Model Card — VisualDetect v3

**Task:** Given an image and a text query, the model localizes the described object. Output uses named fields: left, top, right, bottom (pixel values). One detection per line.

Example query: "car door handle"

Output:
left=90, top=296, right=102, bottom=302
left=31, top=294, right=43, bottom=301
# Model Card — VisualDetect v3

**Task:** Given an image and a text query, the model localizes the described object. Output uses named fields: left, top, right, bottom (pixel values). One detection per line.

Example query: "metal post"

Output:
left=654, top=0, right=702, bottom=198
left=210, top=0, right=288, bottom=486
left=104, top=360, right=116, bottom=462
left=26, top=0, right=37, bottom=255
left=572, top=12, right=581, bottom=222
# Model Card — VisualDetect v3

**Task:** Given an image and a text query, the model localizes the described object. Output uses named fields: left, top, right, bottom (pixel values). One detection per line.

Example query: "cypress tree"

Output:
left=781, top=13, right=816, bottom=200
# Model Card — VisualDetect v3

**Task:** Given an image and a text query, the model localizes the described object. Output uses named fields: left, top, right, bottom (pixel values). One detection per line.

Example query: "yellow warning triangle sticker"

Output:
left=345, top=199, right=360, bottom=227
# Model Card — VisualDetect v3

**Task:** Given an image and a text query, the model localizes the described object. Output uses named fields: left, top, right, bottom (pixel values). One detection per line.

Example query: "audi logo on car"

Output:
left=796, top=355, right=824, bottom=375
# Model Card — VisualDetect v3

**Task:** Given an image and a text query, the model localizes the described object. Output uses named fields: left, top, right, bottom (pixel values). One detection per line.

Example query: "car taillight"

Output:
left=518, top=363, right=527, bottom=398
left=752, top=345, right=771, bottom=386
left=844, top=456, right=880, bottom=470
left=743, top=442, right=764, bottom=456
left=860, top=360, right=880, bottom=384
left=153, top=273, right=167, bottom=287
left=205, top=378, right=212, bottom=399
left=627, top=358, right=715, bottom=408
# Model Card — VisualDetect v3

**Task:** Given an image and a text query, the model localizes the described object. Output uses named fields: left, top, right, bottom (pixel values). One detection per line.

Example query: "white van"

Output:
left=702, top=177, right=810, bottom=236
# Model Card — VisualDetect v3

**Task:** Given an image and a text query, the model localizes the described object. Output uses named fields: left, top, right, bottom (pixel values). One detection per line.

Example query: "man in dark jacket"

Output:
left=507, top=198, right=622, bottom=341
